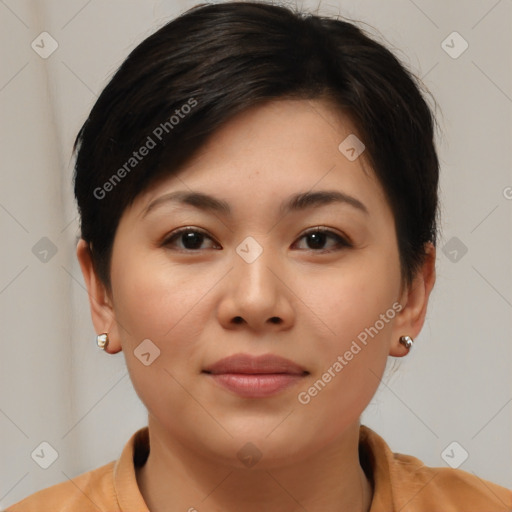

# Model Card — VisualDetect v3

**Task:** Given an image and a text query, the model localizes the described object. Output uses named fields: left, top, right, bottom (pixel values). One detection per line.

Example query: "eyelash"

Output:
left=162, top=226, right=352, bottom=253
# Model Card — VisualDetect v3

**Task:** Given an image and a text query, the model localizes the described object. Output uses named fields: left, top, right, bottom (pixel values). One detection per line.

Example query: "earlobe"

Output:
left=389, top=243, right=436, bottom=357
left=76, top=239, right=122, bottom=354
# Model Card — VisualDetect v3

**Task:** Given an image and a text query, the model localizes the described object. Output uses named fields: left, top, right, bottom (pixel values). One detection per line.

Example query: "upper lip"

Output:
left=203, top=353, right=308, bottom=375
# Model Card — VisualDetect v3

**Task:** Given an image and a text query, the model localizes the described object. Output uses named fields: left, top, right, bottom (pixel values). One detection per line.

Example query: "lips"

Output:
left=203, top=353, right=308, bottom=375
left=203, top=353, right=309, bottom=398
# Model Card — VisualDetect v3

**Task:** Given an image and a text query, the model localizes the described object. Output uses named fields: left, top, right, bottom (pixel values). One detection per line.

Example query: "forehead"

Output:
left=184, top=98, right=364, bottom=172
left=129, top=98, right=389, bottom=221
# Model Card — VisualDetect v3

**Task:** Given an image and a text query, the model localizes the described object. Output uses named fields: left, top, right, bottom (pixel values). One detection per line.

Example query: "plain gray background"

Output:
left=1, top=0, right=511, bottom=507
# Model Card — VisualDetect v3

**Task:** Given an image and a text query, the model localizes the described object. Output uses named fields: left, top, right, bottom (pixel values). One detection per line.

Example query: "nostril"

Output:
left=231, top=316, right=282, bottom=324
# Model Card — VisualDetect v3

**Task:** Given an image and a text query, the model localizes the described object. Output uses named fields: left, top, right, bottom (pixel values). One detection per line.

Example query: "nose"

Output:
left=216, top=240, right=295, bottom=332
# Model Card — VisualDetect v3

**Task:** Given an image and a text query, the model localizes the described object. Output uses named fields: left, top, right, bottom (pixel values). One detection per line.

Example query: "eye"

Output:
left=162, top=226, right=352, bottom=253
left=162, top=227, right=220, bottom=251
left=293, top=227, right=352, bottom=253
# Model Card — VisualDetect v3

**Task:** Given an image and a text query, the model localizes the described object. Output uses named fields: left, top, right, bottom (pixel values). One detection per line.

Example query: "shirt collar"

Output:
left=113, top=427, right=151, bottom=511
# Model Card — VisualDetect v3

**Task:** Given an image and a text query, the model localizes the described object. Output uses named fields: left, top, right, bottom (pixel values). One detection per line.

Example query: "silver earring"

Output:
left=97, top=333, right=109, bottom=350
left=399, top=335, right=414, bottom=350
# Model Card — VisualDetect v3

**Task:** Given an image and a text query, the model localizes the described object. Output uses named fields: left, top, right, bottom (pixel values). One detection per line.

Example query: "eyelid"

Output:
left=299, top=226, right=352, bottom=245
left=292, top=227, right=353, bottom=252
left=162, top=226, right=220, bottom=248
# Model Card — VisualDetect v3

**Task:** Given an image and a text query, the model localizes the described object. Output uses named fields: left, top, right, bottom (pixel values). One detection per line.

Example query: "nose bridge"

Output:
left=233, top=235, right=276, bottom=298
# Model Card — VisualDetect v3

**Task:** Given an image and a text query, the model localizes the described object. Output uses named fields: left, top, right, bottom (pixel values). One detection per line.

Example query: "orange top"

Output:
left=6, top=425, right=512, bottom=511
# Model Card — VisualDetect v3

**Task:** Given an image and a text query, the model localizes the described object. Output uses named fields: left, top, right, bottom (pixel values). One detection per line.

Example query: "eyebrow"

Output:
left=141, top=189, right=369, bottom=219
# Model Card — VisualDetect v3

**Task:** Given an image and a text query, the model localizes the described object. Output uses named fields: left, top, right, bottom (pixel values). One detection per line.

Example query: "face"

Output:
left=81, top=99, right=430, bottom=468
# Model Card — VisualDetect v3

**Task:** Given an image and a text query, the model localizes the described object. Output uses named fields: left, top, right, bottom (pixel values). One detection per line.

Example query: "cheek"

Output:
left=110, top=255, right=211, bottom=421
left=291, top=293, right=396, bottom=448
left=293, top=244, right=401, bottom=407
left=299, top=245, right=401, bottom=346
left=110, top=251, right=225, bottom=390
left=111, top=250, right=207, bottom=343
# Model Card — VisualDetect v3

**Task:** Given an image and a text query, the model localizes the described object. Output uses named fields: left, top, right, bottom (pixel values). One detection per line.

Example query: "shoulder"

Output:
left=5, top=461, right=116, bottom=512
left=359, top=425, right=512, bottom=511
left=391, top=451, right=512, bottom=510
left=5, top=427, right=149, bottom=512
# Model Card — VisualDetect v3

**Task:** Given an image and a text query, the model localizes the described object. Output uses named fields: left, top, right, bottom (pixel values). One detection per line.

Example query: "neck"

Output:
left=137, top=416, right=373, bottom=512
left=136, top=417, right=373, bottom=512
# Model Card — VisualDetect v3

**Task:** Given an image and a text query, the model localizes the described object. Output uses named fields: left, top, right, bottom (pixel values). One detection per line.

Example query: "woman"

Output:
left=7, top=1, right=511, bottom=511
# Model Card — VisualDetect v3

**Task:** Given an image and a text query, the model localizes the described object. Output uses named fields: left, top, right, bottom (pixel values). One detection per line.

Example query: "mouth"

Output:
left=202, top=353, right=309, bottom=398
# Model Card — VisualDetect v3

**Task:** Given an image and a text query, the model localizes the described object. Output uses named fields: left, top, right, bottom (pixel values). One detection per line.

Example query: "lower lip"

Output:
left=205, top=373, right=305, bottom=398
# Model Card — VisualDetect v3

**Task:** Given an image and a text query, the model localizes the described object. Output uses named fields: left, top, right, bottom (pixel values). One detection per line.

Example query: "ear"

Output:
left=389, top=242, right=436, bottom=357
left=76, top=238, right=122, bottom=354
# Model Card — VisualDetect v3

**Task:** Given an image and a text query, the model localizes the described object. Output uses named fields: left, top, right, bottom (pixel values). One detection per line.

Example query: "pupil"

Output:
left=308, top=232, right=325, bottom=249
left=183, top=232, right=202, bottom=249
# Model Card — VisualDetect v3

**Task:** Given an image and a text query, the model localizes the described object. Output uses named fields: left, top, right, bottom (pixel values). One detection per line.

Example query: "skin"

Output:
left=77, top=98, right=436, bottom=512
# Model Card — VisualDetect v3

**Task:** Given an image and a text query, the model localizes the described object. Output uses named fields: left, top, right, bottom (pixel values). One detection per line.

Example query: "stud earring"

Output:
left=96, top=333, right=109, bottom=350
left=399, top=335, right=414, bottom=350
